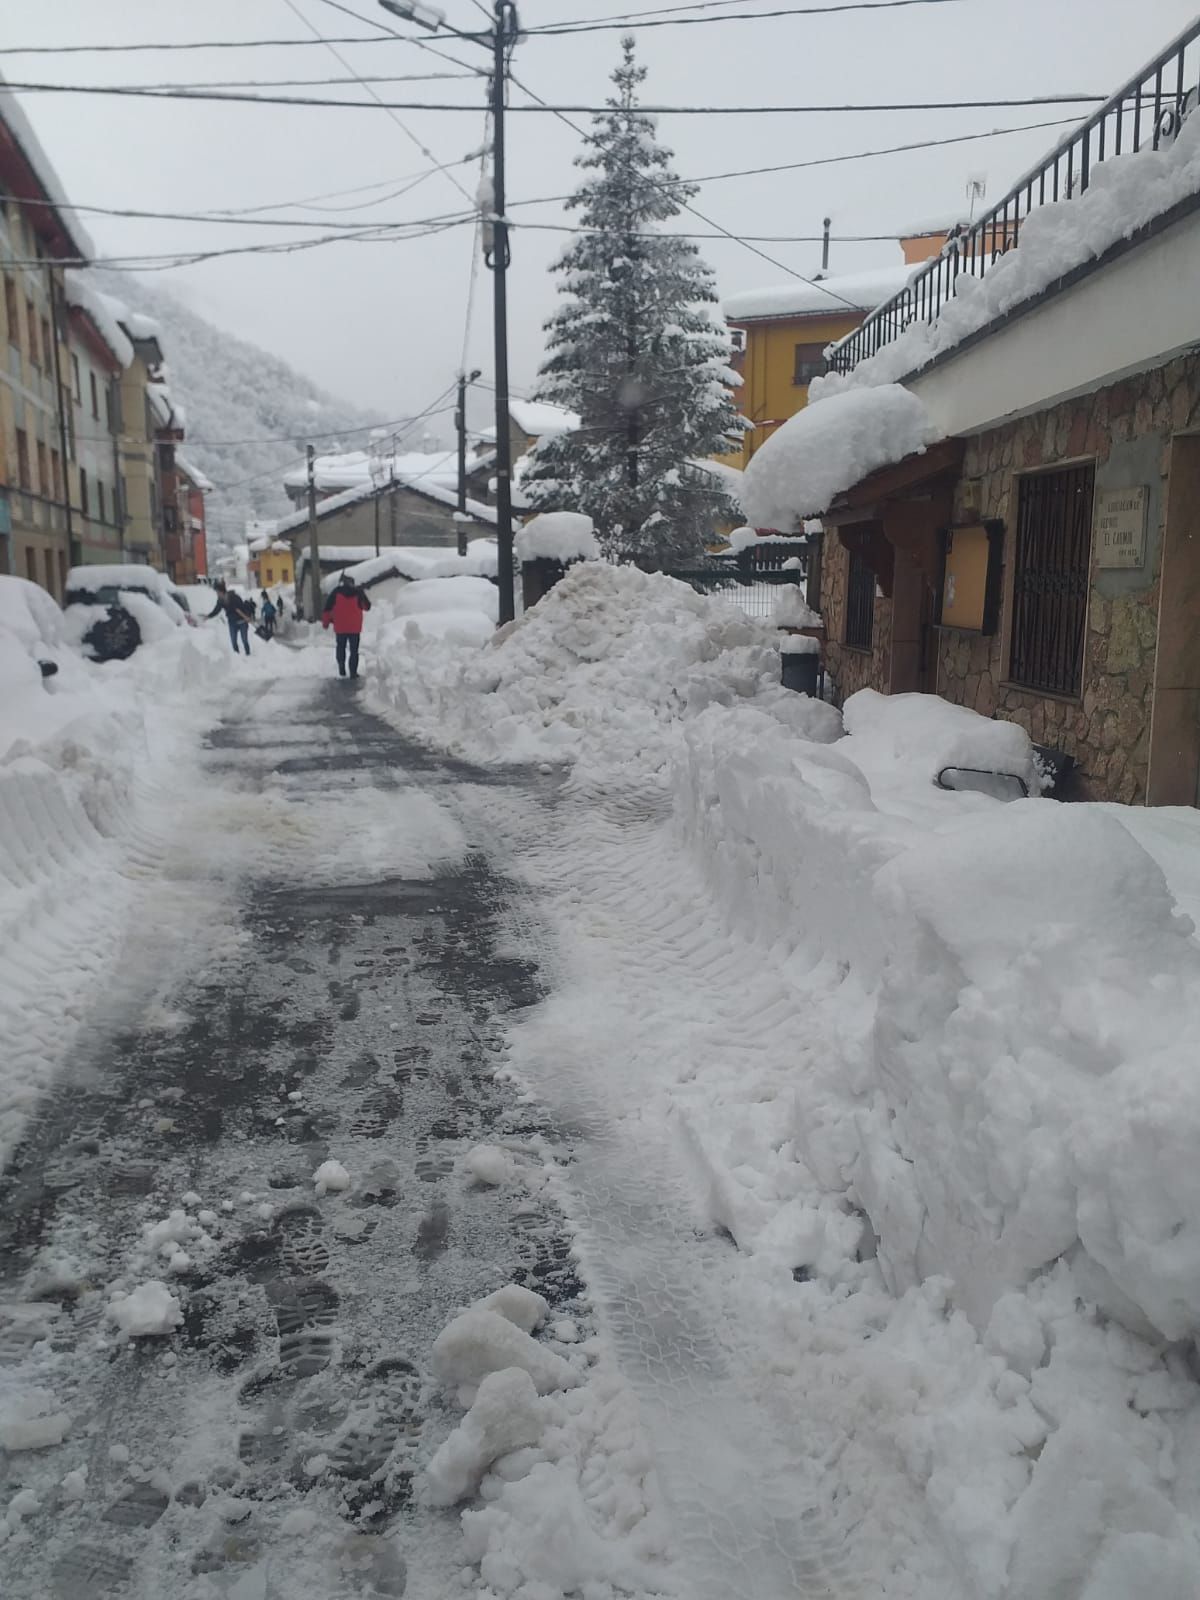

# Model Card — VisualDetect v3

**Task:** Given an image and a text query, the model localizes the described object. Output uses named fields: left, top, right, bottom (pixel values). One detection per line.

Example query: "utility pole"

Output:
left=487, top=0, right=517, bottom=623
left=306, top=444, right=321, bottom=622
left=379, top=0, right=518, bottom=621
left=455, top=366, right=481, bottom=557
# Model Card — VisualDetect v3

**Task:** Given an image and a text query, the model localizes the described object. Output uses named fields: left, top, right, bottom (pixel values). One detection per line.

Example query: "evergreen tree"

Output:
left=524, top=37, right=741, bottom=567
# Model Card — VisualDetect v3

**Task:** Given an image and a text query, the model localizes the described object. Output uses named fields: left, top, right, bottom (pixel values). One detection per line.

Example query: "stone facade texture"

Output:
left=936, top=352, right=1200, bottom=803
left=821, top=537, right=893, bottom=702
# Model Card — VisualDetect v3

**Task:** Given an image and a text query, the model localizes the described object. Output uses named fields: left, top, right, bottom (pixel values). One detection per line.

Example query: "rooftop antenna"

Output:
left=820, top=216, right=831, bottom=275
left=966, top=173, right=987, bottom=222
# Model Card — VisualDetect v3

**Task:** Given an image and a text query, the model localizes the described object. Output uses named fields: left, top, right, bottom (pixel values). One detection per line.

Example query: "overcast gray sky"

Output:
left=4, top=0, right=1195, bottom=440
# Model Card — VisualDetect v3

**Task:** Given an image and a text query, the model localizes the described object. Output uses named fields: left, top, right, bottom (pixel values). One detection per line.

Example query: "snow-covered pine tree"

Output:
left=523, top=37, right=741, bottom=567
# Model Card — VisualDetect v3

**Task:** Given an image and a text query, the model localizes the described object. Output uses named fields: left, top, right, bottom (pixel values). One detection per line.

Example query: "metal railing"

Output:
left=827, top=17, right=1200, bottom=375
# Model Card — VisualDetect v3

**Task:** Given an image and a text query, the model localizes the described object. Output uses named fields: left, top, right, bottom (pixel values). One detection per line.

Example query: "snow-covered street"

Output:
left=6, top=566, right=1200, bottom=1599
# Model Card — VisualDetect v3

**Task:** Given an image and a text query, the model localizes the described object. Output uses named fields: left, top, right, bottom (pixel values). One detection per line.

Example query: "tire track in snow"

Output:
left=470, top=775, right=973, bottom=1600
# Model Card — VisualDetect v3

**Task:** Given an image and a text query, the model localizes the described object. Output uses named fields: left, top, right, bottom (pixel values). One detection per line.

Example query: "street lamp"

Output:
left=380, top=0, right=519, bottom=623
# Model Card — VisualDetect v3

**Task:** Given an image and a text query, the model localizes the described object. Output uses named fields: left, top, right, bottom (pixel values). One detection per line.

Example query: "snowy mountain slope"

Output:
left=93, top=274, right=385, bottom=544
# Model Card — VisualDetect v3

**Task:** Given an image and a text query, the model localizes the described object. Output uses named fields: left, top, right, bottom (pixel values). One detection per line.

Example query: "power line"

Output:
left=107, top=71, right=481, bottom=90
left=1, top=81, right=1110, bottom=114
left=1, top=115, right=1079, bottom=236
left=505, top=71, right=864, bottom=312
left=525, top=0, right=966, bottom=34
left=279, top=0, right=478, bottom=207
left=0, top=35, right=425, bottom=54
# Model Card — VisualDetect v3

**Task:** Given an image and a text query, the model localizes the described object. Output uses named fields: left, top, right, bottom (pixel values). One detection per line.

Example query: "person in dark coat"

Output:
left=321, top=572, right=372, bottom=678
left=206, top=581, right=256, bottom=655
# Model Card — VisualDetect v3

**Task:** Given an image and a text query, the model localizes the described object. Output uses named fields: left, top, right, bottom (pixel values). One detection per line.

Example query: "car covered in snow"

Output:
left=0, top=573, right=71, bottom=682
left=62, top=564, right=197, bottom=662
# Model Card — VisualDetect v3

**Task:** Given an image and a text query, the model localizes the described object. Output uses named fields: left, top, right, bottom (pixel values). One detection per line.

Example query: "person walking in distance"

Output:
left=206, top=581, right=256, bottom=655
left=322, top=571, right=371, bottom=678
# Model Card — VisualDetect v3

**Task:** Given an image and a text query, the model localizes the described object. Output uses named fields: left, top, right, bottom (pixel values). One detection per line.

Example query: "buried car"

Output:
left=63, top=564, right=197, bottom=662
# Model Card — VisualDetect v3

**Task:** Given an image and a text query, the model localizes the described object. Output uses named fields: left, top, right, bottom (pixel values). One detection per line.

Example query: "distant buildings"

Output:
left=0, top=76, right=209, bottom=596
left=721, top=225, right=972, bottom=475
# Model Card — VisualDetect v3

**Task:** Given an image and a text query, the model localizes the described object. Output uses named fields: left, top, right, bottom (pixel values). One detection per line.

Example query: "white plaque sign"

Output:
left=1094, top=485, right=1148, bottom=569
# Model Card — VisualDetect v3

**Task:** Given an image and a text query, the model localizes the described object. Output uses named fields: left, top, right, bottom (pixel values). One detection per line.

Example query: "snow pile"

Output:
left=371, top=562, right=842, bottom=781
left=514, top=512, right=599, bottom=565
left=107, top=1281, right=183, bottom=1338
left=740, top=384, right=939, bottom=527
left=0, top=614, right=240, bottom=1164
left=367, top=573, right=499, bottom=648
left=426, top=1368, right=546, bottom=1506
left=426, top=1286, right=676, bottom=1595
left=817, top=108, right=1200, bottom=393
left=431, top=1306, right=580, bottom=1402
left=313, top=1159, right=350, bottom=1194
left=0, top=1391, right=71, bottom=1452
left=656, top=685, right=1200, bottom=1591
left=772, top=585, right=821, bottom=630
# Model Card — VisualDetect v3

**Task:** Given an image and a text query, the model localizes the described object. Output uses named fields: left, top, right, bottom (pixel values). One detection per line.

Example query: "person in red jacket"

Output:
left=321, top=572, right=372, bottom=678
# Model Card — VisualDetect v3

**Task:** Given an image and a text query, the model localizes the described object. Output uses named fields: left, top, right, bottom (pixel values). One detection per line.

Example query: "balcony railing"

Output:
left=827, top=17, right=1200, bottom=375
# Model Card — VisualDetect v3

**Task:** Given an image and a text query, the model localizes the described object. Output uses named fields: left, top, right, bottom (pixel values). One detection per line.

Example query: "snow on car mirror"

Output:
left=935, top=765, right=1029, bottom=801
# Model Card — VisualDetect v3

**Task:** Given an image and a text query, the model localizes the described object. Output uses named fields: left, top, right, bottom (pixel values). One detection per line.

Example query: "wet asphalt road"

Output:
left=0, top=679, right=584, bottom=1599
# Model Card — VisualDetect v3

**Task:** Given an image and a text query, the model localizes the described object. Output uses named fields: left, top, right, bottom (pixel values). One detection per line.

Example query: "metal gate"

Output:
left=1009, top=463, right=1094, bottom=697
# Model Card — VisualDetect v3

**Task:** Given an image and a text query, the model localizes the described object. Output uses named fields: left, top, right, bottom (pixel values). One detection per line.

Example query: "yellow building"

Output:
left=0, top=94, right=92, bottom=598
left=249, top=537, right=295, bottom=591
left=722, top=230, right=961, bottom=484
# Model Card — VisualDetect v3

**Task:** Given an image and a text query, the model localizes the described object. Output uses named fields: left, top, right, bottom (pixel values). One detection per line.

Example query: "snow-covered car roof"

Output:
left=64, top=565, right=189, bottom=626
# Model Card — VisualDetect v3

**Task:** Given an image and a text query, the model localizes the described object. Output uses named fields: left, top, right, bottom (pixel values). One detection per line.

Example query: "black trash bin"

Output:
left=781, top=646, right=820, bottom=696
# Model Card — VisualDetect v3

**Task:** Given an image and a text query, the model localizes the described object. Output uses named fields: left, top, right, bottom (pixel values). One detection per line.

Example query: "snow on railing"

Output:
left=827, top=17, right=1200, bottom=375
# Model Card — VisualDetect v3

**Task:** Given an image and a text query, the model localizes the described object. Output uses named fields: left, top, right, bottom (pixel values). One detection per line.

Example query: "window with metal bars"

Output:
left=844, top=548, right=875, bottom=651
left=1009, top=462, right=1094, bottom=697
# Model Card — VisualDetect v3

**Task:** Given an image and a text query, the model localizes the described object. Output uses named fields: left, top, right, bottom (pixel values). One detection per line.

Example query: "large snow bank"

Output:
left=0, top=610, right=239, bottom=1165
left=674, top=689, right=1200, bottom=1347
left=817, top=108, right=1200, bottom=395
left=369, top=562, right=842, bottom=781
left=740, top=385, right=939, bottom=527
left=514, top=512, right=599, bottom=564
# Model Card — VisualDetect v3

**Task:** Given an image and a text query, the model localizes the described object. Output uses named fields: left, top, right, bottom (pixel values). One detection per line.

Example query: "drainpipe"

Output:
left=46, top=265, right=75, bottom=570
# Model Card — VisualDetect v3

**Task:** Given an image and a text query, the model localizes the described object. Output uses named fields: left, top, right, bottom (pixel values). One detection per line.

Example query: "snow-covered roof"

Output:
left=895, top=212, right=968, bottom=238
left=146, top=382, right=179, bottom=431
left=63, top=271, right=134, bottom=369
left=508, top=399, right=580, bottom=438
left=281, top=447, right=463, bottom=496
left=0, top=74, right=95, bottom=261
left=123, top=310, right=162, bottom=342
left=740, top=384, right=940, bottom=528
left=819, top=108, right=1200, bottom=394
left=272, top=464, right=496, bottom=539
left=722, top=264, right=918, bottom=324
left=96, top=288, right=163, bottom=363
left=176, top=453, right=213, bottom=493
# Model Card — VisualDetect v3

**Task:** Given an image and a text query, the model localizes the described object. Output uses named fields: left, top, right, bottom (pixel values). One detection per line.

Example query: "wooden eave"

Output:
left=821, top=437, right=965, bottom=527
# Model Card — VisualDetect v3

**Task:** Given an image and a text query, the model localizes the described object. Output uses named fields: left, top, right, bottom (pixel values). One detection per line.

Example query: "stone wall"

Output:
left=937, top=352, right=1200, bottom=803
left=821, top=536, right=892, bottom=703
